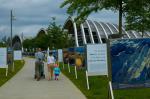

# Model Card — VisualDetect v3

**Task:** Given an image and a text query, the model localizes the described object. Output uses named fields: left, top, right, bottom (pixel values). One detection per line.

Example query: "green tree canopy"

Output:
left=23, top=38, right=36, bottom=49
left=47, top=17, right=73, bottom=49
left=60, top=0, right=102, bottom=22
left=23, top=17, right=73, bottom=50
left=0, top=42, right=6, bottom=47
left=60, top=0, right=125, bottom=35
left=125, top=0, right=150, bottom=37
left=60, top=0, right=150, bottom=36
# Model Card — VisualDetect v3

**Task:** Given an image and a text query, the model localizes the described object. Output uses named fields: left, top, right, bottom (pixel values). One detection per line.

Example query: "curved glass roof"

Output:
left=64, top=17, right=150, bottom=47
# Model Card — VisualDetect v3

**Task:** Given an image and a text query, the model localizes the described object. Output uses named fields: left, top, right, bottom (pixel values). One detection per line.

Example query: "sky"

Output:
left=0, top=0, right=119, bottom=40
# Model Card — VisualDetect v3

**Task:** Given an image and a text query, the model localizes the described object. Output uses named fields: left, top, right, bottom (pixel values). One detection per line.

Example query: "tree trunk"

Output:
left=119, top=0, right=122, bottom=35
left=142, top=29, right=144, bottom=38
left=142, top=32, right=144, bottom=38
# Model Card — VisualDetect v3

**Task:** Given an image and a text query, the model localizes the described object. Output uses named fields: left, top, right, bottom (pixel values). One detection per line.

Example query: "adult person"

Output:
left=35, top=48, right=44, bottom=81
left=47, top=52, right=55, bottom=80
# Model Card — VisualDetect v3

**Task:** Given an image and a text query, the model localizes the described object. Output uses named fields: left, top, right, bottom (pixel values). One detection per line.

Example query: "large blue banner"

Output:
left=111, top=38, right=150, bottom=89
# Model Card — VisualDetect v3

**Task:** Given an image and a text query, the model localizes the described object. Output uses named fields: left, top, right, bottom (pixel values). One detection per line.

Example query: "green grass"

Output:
left=0, top=60, right=25, bottom=87
left=60, top=64, right=108, bottom=99
left=27, top=56, right=35, bottom=58
left=60, top=64, right=150, bottom=99
left=114, top=88, right=150, bottom=99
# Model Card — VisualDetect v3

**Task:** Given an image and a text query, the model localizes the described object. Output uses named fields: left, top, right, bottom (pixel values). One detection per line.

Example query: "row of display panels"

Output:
left=0, top=49, right=22, bottom=68
left=22, top=38, right=150, bottom=89
left=60, top=38, right=150, bottom=89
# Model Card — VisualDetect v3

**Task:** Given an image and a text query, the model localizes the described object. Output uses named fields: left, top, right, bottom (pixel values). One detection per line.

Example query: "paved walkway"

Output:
left=0, top=58, right=86, bottom=99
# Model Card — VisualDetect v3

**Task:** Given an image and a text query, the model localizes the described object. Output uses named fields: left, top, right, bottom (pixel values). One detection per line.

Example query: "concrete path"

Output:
left=0, top=58, right=86, bottom=99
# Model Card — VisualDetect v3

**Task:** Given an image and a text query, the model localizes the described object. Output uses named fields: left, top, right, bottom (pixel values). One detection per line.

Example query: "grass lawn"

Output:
left=27, top=56, right=35, bottom=58
left=60, top=64, right=150, bottom=99
left=0, top=60, right=25, bottom=87
left=114, top=88, right=150, bottom=99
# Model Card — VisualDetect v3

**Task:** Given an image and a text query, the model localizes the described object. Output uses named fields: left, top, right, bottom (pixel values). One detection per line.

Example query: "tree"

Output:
left=61, top=0, right=150, bottom=37
left=0, top=36, right=7, bottom=47
left=0, top=42, right=6, bottom=47
left=47, top=17, right=73, bottom=49
left=60, top=0, right=125, bottom=35
left=23, top=34, right=48, bottom=50
left=125, top=0, right=150, bottom=37
left=60, top=0, right=103, bottom=23
left=23, top=38, right=34, bottom=49
left=23, top=17, right=73, bottom=50
left=34, top=33, right=48, bottom=49
left=103, top=0, right=124, bottom=35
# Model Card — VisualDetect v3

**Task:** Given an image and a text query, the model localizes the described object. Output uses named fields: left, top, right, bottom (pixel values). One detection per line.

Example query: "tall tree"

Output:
left=23, top=38, right=35, bottom=49
left=103, top=0, right=124, bottom=35
left=60, top=0, right=103, bottom=23
left=60, top=0, right=125, bottom=35
left=23, top=17, right=73, bottom=50
left=34, top=34, right=48, bottom=49
left=125, top=0, right=150, bottom=37
left=47, top=17, right=73, bottom=49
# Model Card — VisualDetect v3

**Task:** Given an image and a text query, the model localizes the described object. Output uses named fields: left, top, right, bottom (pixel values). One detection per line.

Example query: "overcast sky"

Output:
left=0, top=0, right=119, bottom=39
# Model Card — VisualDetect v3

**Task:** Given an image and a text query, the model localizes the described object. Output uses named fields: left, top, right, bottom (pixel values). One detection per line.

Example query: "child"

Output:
left=54, top=62, right=60, bottom=80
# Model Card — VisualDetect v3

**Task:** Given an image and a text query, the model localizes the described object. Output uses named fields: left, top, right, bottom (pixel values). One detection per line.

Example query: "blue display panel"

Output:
left=111, top=38, right=150, bottom=89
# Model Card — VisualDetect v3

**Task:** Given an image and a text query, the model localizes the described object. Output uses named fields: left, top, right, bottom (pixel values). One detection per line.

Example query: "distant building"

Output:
left=63, top=17, right=150, bottom=47
left=36, top=28, right=47, bottom=37
left=12, top=35, right=22, bottom=50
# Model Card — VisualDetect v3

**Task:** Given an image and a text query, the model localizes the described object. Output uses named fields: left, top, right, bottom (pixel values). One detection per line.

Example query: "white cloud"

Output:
left=0, top=0, right=119, bottom=40
left=14, top=25, right=47, bottom=37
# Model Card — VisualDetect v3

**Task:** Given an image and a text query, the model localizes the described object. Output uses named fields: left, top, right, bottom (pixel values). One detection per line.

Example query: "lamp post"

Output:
left=21, top=32, right=24, bottom=53
left=10, top=10, right=12, bottom=50
left=10, top=10, right=16, bottom=71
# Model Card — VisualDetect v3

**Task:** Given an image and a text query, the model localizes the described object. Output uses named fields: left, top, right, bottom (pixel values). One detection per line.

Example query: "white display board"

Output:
left=58, top=49, right=63, bottom=62
left=86, top=44, right=108, bottom=76
left=0, top=48, right=7, bottom=68
left=14, top=50, right=22, bottom=60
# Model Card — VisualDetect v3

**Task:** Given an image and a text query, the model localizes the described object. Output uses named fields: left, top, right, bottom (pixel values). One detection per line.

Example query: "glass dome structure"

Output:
left=63, top=17, right=150, bottom=47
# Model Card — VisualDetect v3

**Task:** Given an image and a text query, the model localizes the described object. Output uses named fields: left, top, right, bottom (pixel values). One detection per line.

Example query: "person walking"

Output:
left=54, top=61, right=60, bottom=80
left=35, top=48, right=44, bottom=81
left=47, top=52, right=55, bottom=80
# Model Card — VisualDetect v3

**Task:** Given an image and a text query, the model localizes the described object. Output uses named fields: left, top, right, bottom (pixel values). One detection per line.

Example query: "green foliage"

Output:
left=125, top=0, right=150, bottom=36
left=0, top=42, right=7, bottom=47
left=23, top=17, right=73, bottom=50
left=47, top=18, right=74, bottom=49
left=34, top=34, right=48, bottom=49
left=60, top=0, right=124, bottom=21
left=60, top=0, right=125, bottom=34
left=60, top=0, right=104, bottom=23
left=23, top=38, right=36, bottom=49
left=60, top=0, right=150, bottom=35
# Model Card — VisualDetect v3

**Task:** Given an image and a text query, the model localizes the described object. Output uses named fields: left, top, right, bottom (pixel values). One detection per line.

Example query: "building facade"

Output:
left=63, top=17, right=150, bottom=47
